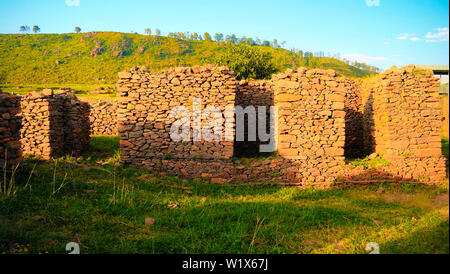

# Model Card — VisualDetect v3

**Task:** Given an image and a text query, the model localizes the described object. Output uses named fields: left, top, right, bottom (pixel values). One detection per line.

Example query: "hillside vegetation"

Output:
left=0, top=32, right=375, bottom=85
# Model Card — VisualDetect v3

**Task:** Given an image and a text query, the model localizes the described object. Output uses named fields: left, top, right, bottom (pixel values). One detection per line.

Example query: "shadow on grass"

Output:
left=336, top=168, right=427, bottom=187
left=128, top=201, right=375, bottom=254
left=380, top=218, right=449, bottom=254
left=1, top=163, right=448, bottom=254
left=1, top=136, right=448, bottom=253
left=82, top=136, right=120, bottom=162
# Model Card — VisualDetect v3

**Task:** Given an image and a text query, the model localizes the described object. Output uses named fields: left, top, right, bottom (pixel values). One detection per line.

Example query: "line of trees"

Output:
left=144, top=28, right=161, bottom=36
left=16, top=24, right=380, bottom=73
left=20, top=25, right=83, bottom=34
left=153, top=28, right=380, bottom=73
left=19, top=25, right=40, bottom=33
left=343, top=60, right=379, bottom=73
left=166, top=31, right=286, bottom=49
left=290, top=49, right=380, bottom=73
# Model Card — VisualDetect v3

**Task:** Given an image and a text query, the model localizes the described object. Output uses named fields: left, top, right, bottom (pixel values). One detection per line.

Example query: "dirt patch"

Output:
left=382, top=192, right=412, bottom=203
left=434, top=193, right=449, bottom=206
left=437, top=208, right=449, bottom=219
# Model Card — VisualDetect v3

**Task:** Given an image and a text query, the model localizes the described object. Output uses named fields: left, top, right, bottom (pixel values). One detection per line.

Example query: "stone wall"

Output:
left=20, top=90, right=90, bottom=159
left=273, top=68, right=347, bottom=162
left=359, top=65, right=446, bottom=181
left=90, top=101, right=118, bottom=135
left=116, top=66, right=355, bottom=186
left=343, top=78, right=364, bottom=159
left=0, top=91, right=22, bottom=165
left=64, top=95, right=91, bottom=155
left=117, top=65, right=236, bottom=171
left=116, top=65, right=447, bottom=186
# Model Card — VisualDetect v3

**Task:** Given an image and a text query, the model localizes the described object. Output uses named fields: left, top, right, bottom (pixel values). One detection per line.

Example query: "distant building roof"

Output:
left=415, top=65, right=449, bottom=75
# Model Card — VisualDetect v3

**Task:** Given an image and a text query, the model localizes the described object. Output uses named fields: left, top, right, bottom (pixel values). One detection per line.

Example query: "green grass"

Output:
left=345, top=156, right=390, bottom=170
left=442, top=137, right=449, bottom=158
left=0, top=136, right=448, bottom=254
left=0, top=32, right=374, bottom=86
left=441, top=83, right=449, bottom=94
left=0, top=83, right=115, bottom=95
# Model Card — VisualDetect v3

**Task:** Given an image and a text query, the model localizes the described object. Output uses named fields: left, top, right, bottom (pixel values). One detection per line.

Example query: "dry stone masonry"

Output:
left=117, top=65, right=447, bottom=186
left=90, top=101, right=118, bottom=135
left=20, top=90, right=90, bottom=159
left=357, top=65, right=446, bottom=181
left=117, top=65, right=236, bottom=171
left=0, top=90, right=22, bottom=164
left=273, top=68, right=347, bottom=161
left=1, top=64, right=447, bottom=186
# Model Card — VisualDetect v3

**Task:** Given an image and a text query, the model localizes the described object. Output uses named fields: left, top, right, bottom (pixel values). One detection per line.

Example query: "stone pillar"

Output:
left=0, top=91, right=22, bottom=164
left=361, top=65, right=447, bottom=182
left=20, top=90, right=90, bottom=159
left=273, top=68, right=346, bottom=163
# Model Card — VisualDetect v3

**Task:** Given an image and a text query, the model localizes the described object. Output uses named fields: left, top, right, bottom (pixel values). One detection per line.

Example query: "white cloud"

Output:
left=342, top=54, right=388, bottom=62
left=396, top=33, right=420, bottom=41
left=396, top=33, right=410, bottom=40
left=425, top=27, right=449, bottom=42
left=66, top=0, right=80, bottom=7
left=365, top=0, right=380, bottom=7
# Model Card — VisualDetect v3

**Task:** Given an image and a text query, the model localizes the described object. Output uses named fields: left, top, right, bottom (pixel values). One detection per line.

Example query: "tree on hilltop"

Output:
left=145, top=28, right=151, bottom=35
left=75, top=26, right=81, bottom=33
left=155, top=29, right=161, bottom=35
left=19, top=26, right=30, bottom=33
left=33, top=25, right=40, bottom=33
left=214, top=33, right=223, bottom=42
left=204, top=32, right=212, bottom=41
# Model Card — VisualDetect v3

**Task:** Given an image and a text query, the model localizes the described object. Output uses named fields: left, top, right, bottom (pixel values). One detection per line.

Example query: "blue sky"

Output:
left=0, top=0, right=448, bottom=70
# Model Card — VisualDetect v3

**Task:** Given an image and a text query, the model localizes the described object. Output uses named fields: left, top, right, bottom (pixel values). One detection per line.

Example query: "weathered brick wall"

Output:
left=90, top=101, right=118, bottom=135
left=117, top=65, right=236, bottom=171
left=20, top=90, right=90, bottom=159
left=0, top=91, right=22, bottom=164
left=359, top=65, right=446, bottom=181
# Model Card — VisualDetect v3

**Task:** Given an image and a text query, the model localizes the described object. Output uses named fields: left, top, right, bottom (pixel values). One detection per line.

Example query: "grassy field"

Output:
left=0, top=136, right=448, bottom=254
left=0, top=83, right=118, bottom=104
left=0, top=83, right=115, bottom=95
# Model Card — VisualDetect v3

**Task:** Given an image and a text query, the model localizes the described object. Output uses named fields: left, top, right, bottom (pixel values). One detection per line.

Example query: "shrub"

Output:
left=215, top=44, right=277, bottom=80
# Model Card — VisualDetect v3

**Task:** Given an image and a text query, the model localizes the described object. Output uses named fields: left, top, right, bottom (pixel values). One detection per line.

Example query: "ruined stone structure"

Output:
left=117, top=65, right=447, bottom=186
left=1, top=64, right=447, bottom=186
left=358, top=65, right=447, bottom=181
left=0, top=91, right=22, bottom=164
left=117, top=65, right=236, bottom=171
left=90, top=101, right=118, bottom=136
left=0, top=90, right=91, bottom=161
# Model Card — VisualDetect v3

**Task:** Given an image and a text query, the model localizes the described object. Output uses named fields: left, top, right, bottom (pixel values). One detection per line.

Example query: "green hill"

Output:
left=0, top=32, right=375, bottom=85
